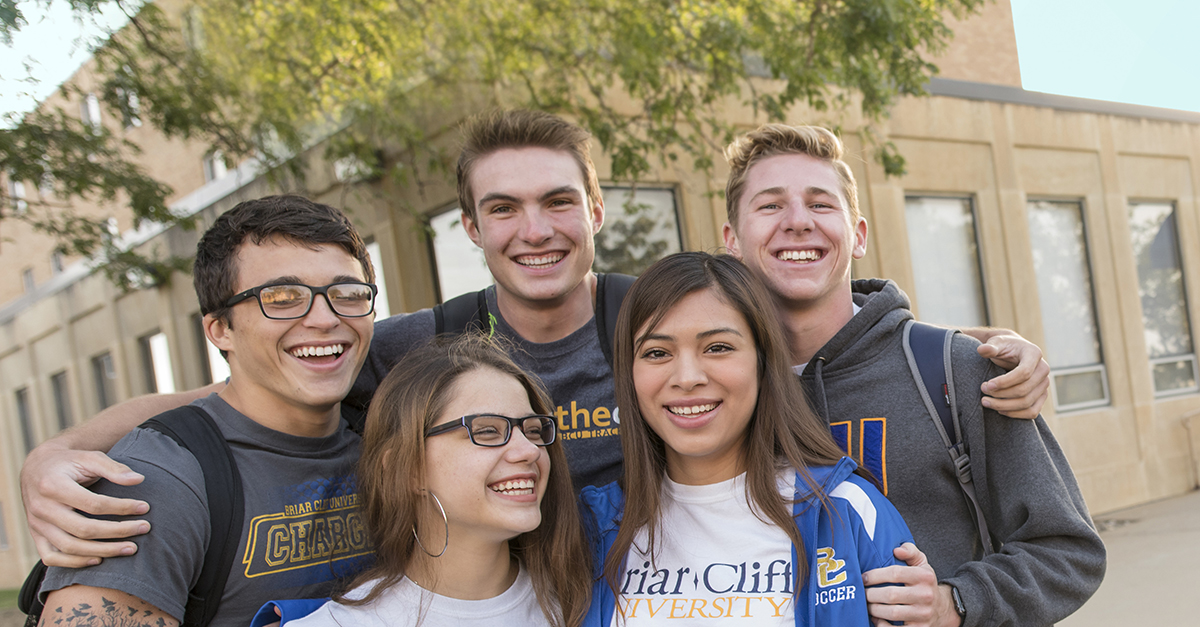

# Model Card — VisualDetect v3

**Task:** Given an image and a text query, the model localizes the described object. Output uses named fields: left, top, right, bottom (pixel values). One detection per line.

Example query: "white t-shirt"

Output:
left=612, top=472, right=796, bottom=625
left=289, top=565, right=551, bottom=627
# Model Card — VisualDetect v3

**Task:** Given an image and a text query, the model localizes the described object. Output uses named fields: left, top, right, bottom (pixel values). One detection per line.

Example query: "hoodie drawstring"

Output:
left=812, top=357, right=830, bottom=420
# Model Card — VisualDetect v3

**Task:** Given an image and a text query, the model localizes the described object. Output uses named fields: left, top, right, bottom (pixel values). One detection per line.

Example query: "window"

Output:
left=366, top=240, right=392, bottom=319
left=203, top=151, right=228, bottom=182
left=1027, top=200, right=1109, bottom=410
left=904, top=196, right=989, bottom=327
left=428, top=207, right=493, bottom=302
left=51, top=371, right=73, bottom=431
left=594, top=186, right=683, bottom=276
left=1129, top=201, right=1197, bottom=396
left=139, top=331, right=176, bottom=394
left=81, top=93, right=102, bottom=130
left=182, top=6, right=205, bottom=50
left=116, top=87, right=142, bottom=129
left=16, top=387, right=35, bottom=453
left=22, top=267, right=35, bottom=293
left=0, top=502, right=9, bottom=550
left=92, top=352, right=118, bottom=410
left=7, top=176, right=26, bottom=213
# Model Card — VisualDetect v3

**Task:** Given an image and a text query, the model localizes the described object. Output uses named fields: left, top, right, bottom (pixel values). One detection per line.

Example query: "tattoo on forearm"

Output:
left=40, top=597, right=170, bottom=627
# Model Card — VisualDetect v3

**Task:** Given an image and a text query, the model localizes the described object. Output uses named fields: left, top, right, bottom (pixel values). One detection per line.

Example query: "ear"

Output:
left=722, top=222, right=742, bottom=258
left=461, top=210, right=483, bottom=249
left=204, top=313, right=235, bottom=353
left=590, top=194, right=606, bottom=235
left=851, top=216, right=868, bottom=260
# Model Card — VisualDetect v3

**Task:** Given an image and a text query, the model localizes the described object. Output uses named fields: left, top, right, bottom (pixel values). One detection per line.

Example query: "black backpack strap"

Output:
left=18, top=559, right=47, bottom=624
left=433, top=289, right=492, bottom=337
left=595, top=273, right=636, bottom=368
left=903, top=320, right=995, bottom=556
left=142, top=405, right=244, bottom=627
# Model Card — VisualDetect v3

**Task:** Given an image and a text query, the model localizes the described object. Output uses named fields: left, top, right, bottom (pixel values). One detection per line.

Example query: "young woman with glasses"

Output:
left=581, top=252, right=913, bottom=626
left=265, top=335, right=591, bottom=627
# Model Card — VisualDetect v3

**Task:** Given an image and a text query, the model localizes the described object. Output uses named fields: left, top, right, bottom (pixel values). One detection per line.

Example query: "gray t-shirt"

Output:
left=41, top=395, right=368, bottom=627
left=350, top=285, right=622, bottom=489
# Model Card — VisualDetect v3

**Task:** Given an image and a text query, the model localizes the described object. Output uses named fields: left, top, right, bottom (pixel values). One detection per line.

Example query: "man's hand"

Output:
left=863, top=542, right=961, bottom=627
left=21, top=442, right=150, bottom=567
left=962, top=328, right=1050, bottom=419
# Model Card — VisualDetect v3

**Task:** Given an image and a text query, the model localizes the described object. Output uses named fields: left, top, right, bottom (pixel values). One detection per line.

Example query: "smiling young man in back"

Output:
left=37, top=196, right=375, bottom=626
left=722, top=124, right=1105, bottom=627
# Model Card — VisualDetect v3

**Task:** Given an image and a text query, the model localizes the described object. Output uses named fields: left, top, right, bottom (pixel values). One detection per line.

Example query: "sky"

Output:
left=1, top=0, right=1199, bottom=117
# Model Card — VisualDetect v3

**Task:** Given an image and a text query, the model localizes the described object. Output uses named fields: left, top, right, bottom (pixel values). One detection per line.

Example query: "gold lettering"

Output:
left=555, top=406, right=569, bottom=431
left=765, top=596, right=789, bottom=616
left=265, top=524, right=290, bottom=567
left=592, top=407, right=611, bottom=427
left=288, top=520, right=312, bottom=562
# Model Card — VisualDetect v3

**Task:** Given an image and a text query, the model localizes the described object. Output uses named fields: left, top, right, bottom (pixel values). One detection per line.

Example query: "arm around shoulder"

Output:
left=22, top=383, right=221, bottom=567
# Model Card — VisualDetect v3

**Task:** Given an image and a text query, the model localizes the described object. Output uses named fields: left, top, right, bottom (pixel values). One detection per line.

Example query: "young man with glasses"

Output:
left=36, top=195, right=376, bottom=626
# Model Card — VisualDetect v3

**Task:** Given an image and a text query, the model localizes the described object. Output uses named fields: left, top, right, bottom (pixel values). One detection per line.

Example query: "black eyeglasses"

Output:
left=425, top=414, right=557, bottom=447
left=225, top=282, right=378, bottom=320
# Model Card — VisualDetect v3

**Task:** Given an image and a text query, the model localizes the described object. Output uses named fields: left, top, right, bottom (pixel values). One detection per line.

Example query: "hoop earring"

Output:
left=412, top=489, right=449, bottom=558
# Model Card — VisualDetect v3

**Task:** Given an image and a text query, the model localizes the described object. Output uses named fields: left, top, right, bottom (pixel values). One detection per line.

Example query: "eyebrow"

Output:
left=255, top=275, right=363, bottom=287
left=747, top=185, right=839, bottom=204
left=637, top=327, right=745, bottom=345
left=476, top=186, right=583, bottom=209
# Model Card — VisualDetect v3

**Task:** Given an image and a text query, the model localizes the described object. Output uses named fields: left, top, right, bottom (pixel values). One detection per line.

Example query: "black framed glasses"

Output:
left=425, top=414, right=557, bottom=447
left=225, top=282, right=378, bottom=320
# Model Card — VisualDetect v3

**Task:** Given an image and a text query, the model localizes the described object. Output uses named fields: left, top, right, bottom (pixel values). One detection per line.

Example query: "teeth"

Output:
left=490, top=479, right=536, bottom=494
left=777, top=250, right=821, bottom=262
left=668, top=403, right=717, bottom=416
left=516, top=253, right=564, bottom=268
left=290, top=344, right=345, bottom=358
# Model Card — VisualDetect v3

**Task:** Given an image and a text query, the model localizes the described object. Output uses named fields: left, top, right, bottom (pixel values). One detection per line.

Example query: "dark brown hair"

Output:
left=605, top=252, right=849, bottom=601
left=193, top=194, right=374, bottom=324
left=724, top=124, right=859, bottom=227
left=340, top=334, right=590, bottom=627
left=456, top=109, right=602, bottom=222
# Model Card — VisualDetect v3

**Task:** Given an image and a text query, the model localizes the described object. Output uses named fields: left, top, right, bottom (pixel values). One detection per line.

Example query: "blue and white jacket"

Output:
left=580, top=457, right=913, bottom=626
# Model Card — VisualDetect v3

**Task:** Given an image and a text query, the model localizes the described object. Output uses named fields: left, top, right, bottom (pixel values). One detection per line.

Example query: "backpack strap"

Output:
left=433, top=289, right=492, bottom=337
left=903, top=320, right=996, bottom=556
left=141, top=405, right=244, bottom=627
left=595, top=273, right=636, bottom=368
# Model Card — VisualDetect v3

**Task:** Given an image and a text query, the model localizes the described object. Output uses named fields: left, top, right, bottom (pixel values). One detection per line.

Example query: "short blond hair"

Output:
left=724, top=124, right=859, bottom=227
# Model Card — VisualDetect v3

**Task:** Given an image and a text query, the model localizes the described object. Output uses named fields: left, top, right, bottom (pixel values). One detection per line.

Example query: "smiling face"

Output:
left=206, top=236, right=373, bottom=435
left=632, top=288, right=760, bottom=485
left=461, top=147, right=604, bottom=310
left=723, top=152, right=867, bottom=313
left=423, top=366, right=551, bottom=546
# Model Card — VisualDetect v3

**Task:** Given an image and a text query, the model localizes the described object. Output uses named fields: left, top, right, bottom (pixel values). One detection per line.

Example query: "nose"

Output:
left=518, top=208, right=554, bottom=244
left=670, top=352, right=708, bottom=391
left=780, top=203, right=814, bottom=233
left=303, top=292, right=342, bottom=328
left=504, top=427, right=543, bottom=463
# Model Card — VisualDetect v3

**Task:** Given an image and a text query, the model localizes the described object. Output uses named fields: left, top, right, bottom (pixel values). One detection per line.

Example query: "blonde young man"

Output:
left=722, top=124, right=1105, bottom=627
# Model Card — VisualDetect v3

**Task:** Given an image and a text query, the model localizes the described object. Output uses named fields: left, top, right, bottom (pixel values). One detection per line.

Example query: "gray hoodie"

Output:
left=798, top=278, right=1105, bottom=627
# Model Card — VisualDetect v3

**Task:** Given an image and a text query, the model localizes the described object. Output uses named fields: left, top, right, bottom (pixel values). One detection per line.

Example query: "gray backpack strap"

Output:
left=903, top=320, right=996, bottom=556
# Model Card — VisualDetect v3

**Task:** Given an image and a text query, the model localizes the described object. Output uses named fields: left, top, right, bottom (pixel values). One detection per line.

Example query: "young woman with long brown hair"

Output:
left=272, top=335, right=591, bottom=627
left=581, top=252, right=913, bottom=626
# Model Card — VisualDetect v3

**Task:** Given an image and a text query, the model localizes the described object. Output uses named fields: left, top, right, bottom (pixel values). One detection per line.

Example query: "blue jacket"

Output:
left=580, top=457, right=912, bottom=626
